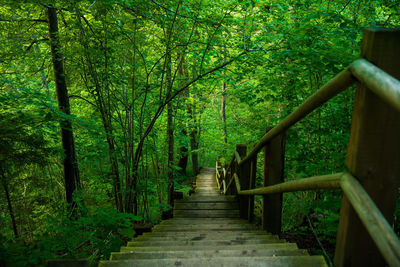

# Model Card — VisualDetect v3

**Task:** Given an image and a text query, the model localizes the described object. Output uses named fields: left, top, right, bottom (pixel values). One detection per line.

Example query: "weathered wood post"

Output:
left=262, top=127, right=286, bottom=234
left=248, top=144, right=257, bottom=222
left=334, top=28, right=400, bottom=267
left=227, top=156, right=236, bottom=195
left=216, top=159, right=221, bottom=190
left=236, top=144, right=250, bottom=219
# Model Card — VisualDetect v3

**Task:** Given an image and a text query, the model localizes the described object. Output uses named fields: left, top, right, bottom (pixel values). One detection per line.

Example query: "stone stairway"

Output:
left=99, top=168, right=327, bottom=266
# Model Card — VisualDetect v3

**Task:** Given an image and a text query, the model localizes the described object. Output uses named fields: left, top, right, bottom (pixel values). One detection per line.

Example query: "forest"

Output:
left=0, top=0, right=399, bottom=266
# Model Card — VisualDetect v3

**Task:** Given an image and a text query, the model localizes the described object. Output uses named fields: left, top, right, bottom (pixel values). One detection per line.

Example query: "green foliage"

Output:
left=1, top=0, right=399, bottom=265
left=0, top=205, right=140, bottom=266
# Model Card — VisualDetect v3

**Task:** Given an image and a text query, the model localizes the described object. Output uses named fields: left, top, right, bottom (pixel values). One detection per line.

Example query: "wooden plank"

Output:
left=119, top=243, right=299, bottom=252
left=111, top=248, right=307, bottom=260
left=142, top=230, right=267, bottom=237
left=236, top=144, right=249, bottom=219
left=152, top=225, right=257, bottom=233
left=127, top=239, right=285, bottom=247
left=334, top=28, right=400, bottom=267
left=137, top=232, right=276, bottom=240
left=160, top=219, right=245, bottom=225
left=99, top=256, right=328, bottom=267
left=248, top=145, right=257, bottom=222
left=173, top=210, right=240, bottom=218
left=195, top=188, right=218, bottom=192
left=176, top=196, right=236, bottom=202
left=263, top=128, right=286, bottom=234
left=174, top=202, right=238, bottom=210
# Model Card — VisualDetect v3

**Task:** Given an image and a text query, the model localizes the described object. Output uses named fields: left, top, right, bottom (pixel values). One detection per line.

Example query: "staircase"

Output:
left=99, top=168, right=327, bottom=266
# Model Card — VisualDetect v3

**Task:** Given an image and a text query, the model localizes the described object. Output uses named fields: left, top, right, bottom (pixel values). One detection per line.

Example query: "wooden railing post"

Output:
left=248, top=144, right=257, bottom=222
left=262, top=127, right=286, bottom=234
left=236, top=144, right=249, bottom=219
left=334, top=28, right=400, bottom=267
left=227, top=158, right=235, bottom=195
left=216, top=159, right=221, bottom=190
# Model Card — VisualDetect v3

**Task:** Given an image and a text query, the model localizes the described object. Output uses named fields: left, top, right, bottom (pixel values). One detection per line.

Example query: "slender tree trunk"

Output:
left=189, top=128, right=199, bottom=175
left=188, top=101, right=199, bottom=175
left=221, top=43, right=228, bottom=146
left=176, top=55, right=189, bottom=175
left=1, top=174, right=18, bottom=238
left=129, top=19, right=138, bottom=215
left=176, top=128, right=188, bottom=175
left=221, top=81, right=228, bottom=144
left=167, top=102, right=174, bottom=206
left=47, top=6, right=81, bottom=209
left=166, top=48, right=174, bottom=207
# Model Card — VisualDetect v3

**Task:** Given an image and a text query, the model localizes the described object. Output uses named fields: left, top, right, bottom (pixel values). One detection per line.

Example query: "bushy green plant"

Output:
left=1, top=206, right=141, bottom=266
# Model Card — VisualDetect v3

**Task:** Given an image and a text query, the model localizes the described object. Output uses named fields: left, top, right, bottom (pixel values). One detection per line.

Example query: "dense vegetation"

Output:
left=0, top=0, right=399, bottom=265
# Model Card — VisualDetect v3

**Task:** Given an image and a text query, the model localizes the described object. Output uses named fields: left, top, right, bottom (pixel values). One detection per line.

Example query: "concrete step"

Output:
left=99, top=255, right=328, bottom=267
left=110, top=248, right=308, bottom=260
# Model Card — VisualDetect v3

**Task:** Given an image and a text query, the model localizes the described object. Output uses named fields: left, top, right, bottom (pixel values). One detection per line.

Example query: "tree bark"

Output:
left=221, top=80, right=228, bottom=144
left=47, top=6, right=81, bottom=209
left=1, top=174, right=18, bottom=238
left=188, top=101, right=199, bottom=176
left=221, top=44, right=228, bottom=146
left=166, top=47, right=174, bottom=208
left=176, top=55, right=189, bottom=175
left=176, top=129, right=188, bottom=175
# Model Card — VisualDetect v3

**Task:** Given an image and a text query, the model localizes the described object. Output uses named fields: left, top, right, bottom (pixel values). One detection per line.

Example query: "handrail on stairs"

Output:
left=215, top=28, right=400, bottom=267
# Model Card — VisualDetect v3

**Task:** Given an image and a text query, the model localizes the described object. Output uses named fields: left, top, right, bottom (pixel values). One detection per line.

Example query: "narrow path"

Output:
left=99, top=168, right=327, bottom=266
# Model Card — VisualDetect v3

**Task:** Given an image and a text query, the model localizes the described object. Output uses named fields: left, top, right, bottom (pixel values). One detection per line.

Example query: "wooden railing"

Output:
left=215, top=28, right=400, bottom=267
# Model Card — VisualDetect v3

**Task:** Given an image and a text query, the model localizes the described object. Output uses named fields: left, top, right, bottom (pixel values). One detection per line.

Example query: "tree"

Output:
left=46, top=5, right=81, bottom=211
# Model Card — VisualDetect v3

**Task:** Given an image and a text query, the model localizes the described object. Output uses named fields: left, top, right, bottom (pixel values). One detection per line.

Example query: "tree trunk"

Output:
left=167, top=102, right=174, bottom=207
left=176, top=55, right=189, bottom=175
left=221, top=44, right=228, bottom=146
left=1, top=174, right=18, bottom=238
left=166, top=48, right=174, bottom=208
left=176, top=129, right=188, bottom=175
left=47, top=6, right=81, bottom=209
left=188, top=102, right=199, bottom=175
left=221, top=80, right=228, bottom=144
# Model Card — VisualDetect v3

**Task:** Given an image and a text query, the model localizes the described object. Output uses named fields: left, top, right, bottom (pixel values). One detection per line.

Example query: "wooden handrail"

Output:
left=340, top=173, right=400, bottom=267
left=239, top=69, right=355, bottom=165
left=349, top=59, right=400, bottom=112
left=234, top=172, right=342, bottom=195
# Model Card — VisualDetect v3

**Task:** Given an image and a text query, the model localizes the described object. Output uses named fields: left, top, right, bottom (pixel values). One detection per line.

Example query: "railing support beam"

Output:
left=262, top=127, right=286, bottom=234
left=236, top=144, right=249, bottom=219
left=334, top=28, right=400, bottom=267
left=248, top=144, right=257, bottom=222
